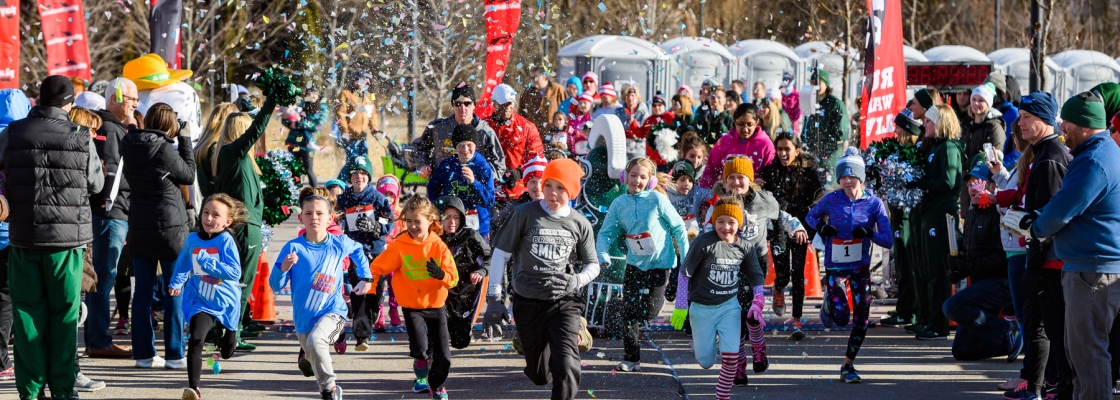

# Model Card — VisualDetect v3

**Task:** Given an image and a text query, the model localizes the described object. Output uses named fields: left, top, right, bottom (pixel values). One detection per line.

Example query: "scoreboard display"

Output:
left=905, top=62, right=992, bottom=90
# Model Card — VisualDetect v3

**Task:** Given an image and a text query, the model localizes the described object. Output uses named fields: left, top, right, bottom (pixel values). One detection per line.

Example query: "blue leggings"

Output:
left=824, top=265, right=872, bottom=360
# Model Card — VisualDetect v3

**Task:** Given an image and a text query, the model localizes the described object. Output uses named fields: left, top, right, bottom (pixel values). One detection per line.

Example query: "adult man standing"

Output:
left=488, top=84, right=544, bottom=203
left=999, top=91, right=1071, bottom=400
left=518, top=68, right=565, bottom=133
left=0, top=76, right=104, bottom=400
left=413, top=83, right=506, bottom=179
left=84, top=77, right=136, bottom=359
left=1008, top=91, right=1119, bottom=400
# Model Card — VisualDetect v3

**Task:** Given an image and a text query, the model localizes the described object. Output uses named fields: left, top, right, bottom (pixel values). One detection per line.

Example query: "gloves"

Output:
left=504, top=169, right=523, bottom=189
left=747, top=289, right=766, bottom=329
left=946, top=256, right=969, bottom=282
left=851, top=227, right=872, bottom=238
left=817, top=222, right=838, bottom=238
left=1000, top=209, right=1037, bottom=239
left=482, top=296, right=509, bottom=339
left=671, top=309, right=689, bottom=331
left=426, top=258, right=445, bottom=280
left=355, top=214, right=377, bottom=234
left=548, top=274, right=577, bottom=297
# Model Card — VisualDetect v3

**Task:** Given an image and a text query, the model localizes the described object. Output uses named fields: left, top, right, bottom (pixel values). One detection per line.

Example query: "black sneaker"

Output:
left=733, top=376, right=748, bottom=386
left=772, top=292, right=786, bottom=317
left=904, top=323, right=925, bottom=334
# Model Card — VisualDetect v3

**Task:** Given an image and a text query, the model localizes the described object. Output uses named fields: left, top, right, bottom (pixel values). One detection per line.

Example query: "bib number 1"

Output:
left=830, top=239, right=863, bottom=264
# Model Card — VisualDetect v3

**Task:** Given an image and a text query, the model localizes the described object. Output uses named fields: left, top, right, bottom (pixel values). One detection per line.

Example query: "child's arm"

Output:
left=367, top=241, right=401, bottom=281
left=805, top=198, right=827, bottom=231
left=594, top=198, right=624, bottom=266
left=203, top=237, right=243, bottom=282
left=269, top=243, right=294, bottom=292
left=870, top=200, right=894, bottom=249
left=168, top=245, right=194, bottom=294
left=659, top=194, right=690, bottom=262
left=673, top=241, right=705, bottom=311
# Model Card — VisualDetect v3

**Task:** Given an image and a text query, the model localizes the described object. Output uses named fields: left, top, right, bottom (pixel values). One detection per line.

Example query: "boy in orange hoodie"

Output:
left=369, top=196, right=458, bottom=399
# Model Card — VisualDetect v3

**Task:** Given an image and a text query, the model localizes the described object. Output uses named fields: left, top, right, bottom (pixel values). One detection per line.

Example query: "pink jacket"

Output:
left=782, top=86, right=802, bottom=134
left=567, top=112, right=593, bottom=155
left=698, top=126, right=775, bottom=189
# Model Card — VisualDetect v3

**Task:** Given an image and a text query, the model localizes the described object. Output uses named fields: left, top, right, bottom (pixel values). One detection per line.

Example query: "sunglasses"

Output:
left=452, top=101, right=473, bottom=108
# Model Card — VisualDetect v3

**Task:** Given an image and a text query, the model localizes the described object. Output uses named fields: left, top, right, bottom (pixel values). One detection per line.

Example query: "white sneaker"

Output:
left=136, top=355, right=166, bottom=368
left=165, top=358, right=188, bottom=369
left=615, top=361, right=641, bottom=372
left=74, top=371, right=106, bottom=392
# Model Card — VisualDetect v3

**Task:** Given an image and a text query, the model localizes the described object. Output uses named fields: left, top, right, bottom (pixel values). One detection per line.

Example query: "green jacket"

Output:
left=915, top=138, right=964, bottom=215
left=803, top=92, right=849, bottom=173
left=214, top=97, right=276, bottom=227
left=196, top=142, right=217, bottom=199
left=693, top=106, right=732, bottom=146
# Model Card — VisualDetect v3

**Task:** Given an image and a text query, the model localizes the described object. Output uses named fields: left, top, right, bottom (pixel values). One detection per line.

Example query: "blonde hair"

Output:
left=621, top=85, right=642, bottom=105
left=762, top=99, right=782, bottom=134
left=212, top=113, right=261, bottom=176
left=930, top=104, right=961, bottom=140
left=196, top=103, right=239, bottom=168
left=298, top=186, right=339, bottom=219
left=202, top=193, right=249, bottom=233
left=399, top=195, right=443, bottom=237
left=674, top=94, right=695, bottom=117
left=625, top=157, right=657, bottom=177
left=69, top=107, right=101, bottom=135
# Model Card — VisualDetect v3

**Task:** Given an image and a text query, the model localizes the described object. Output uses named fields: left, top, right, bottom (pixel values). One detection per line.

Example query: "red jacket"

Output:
left=641, top=112, right=675, bottom=165
left=488, top=114, right=544, bottom=200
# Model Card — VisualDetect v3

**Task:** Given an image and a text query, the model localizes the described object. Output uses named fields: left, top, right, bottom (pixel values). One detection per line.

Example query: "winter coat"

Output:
left=596, top=190, right=688, bottom=271
left=592, top=103, right=621, bottom=120
left=426, top=151, right=495, bottom=237
left=91, top=110, right=130, bottom=221
left=699, top=126, right=775, bottom=189
left=413, top=114, right=506, bottom=178
left=517, top=81, right=566, bottom=133
left=488, top=113, right=544, bottom=198
left=961, top=109, right=1005, bottom=162
left=758, top=154, right=826, bottom=223
left=913, top=138, right=965, bottom=215
left=992, top=166, right=1028, bottom=253
left=997, top=101, right=1021, bottom=167
left=0, top=89, right=29, bottom=250
left=285, top=101, right=328, bottom=151
left=693, top=105, right=732, bottom=146
left=558, top=76, right=583, bottom=117
left=437, top=196, right=492, bottom=316
left=1023, top=134, right=1070, bottom=267
left=803, top=92, right=849, bottom=174
left=960, top=204, right=1007, bottom=282
left=214, top=97, right=275, bottom=228
left=336, top=184, right=394, bottom=256
left=805, top=190, right=893, bottom=270
left=121, top=128, right=195, bottom=260
left=781, top=85, right=802, bottom=133
left=369, top=230, right=458, bottom=310
left=567, top=112, right=592, bottom=154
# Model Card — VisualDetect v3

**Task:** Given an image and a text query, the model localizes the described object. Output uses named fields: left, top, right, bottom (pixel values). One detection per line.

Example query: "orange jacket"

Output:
left=369, top=231, right=458, bottom=309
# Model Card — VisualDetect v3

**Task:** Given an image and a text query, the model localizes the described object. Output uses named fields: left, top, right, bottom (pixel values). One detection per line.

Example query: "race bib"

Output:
left=830, top=239, right=863, bottom=264
left=625, top=232, right=657, bottom=256
left=345, top=205, right=374, bottom=232
left=683, top=213, right=699, bottom=233
left=465, top=209, right=480, bottom=230
left=192, top=248, right=214, bottom=277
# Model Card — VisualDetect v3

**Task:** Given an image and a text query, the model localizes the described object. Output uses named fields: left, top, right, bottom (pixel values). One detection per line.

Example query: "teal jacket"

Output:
left=596, top=190, right=688, bottom=271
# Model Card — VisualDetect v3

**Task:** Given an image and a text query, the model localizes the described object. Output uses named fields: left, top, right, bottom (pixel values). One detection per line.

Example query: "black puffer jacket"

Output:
left=960, top=204, right=1007, bottom=282
left=961, top=110, right=1006, bottom=161
left=436, top=195, right=491, bottom=316
left=90, top=110, right=130, bottom=220
left=121, top=128, right=195, bottom=260
left=758, top=154, right=826, bottom=223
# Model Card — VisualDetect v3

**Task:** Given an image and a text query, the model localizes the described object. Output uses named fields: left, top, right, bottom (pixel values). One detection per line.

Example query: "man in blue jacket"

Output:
left=1006, top=91, right=1120, bottom=400
left=427, top=124, right=495, bottom=238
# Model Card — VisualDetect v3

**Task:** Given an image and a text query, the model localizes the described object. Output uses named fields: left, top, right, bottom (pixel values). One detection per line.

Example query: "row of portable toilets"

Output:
left=556, top=35, right=1120, bottom=104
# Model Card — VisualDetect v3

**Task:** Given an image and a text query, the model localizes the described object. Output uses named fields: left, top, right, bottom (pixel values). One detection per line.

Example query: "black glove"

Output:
left=1018, top=209, right=1040, bottom=230
left=355, top=214, right=377, bottom=234
left=426, top=258, right=445, bottom=280
left=946, top=256, right=968, bottom=282
left=817, top=223, right=838, bottom=238
left=904, top=180, right=920, bottom=189
left=851, top=227, right=872, bottom=238
left=504, top=168, right=523, bottom=189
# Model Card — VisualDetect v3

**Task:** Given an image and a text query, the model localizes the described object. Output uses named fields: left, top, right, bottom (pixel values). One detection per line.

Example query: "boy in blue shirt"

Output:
left=426, top=124, right=496, bottom=238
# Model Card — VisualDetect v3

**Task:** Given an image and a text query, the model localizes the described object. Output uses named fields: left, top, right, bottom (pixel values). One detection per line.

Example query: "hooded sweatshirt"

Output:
left=369, top=229, right=458, bottom=310
left=805, top=189, right=893, bottom=270
left=270, top=233, right=371, bottom=334
left=559, top=76, right=583, bottom=116
left=0, top=89, right=30, bottom=251
left=436, top=196, right=492, bottom=316
left=427, top=151, right=495, bottom=236
left=336, top=183, right=394, bottom=256
left=698, top=126, right=775, bottom=189
left=596, top=190, right=689, bottom=271
left=169, top=231, right=243, bottom=330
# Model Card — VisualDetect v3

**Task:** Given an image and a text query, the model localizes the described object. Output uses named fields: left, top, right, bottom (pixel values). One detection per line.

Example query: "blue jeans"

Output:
left=943, top=277, right=1013, bottom=361
left=83, top=216, right=127, bottom=349
left=1006, top=254, right=1027, bottom=328
left=131, top=257, right=184, bottom=360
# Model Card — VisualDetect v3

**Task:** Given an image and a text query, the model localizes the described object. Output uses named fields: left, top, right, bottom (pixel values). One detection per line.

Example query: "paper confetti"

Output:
left=596, top=2, right=605, bottom=12
left=588, top=389, right=595, bottom=398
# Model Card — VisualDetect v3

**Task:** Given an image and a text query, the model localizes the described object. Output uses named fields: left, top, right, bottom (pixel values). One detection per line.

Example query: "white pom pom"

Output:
left=844, top=146, right=861, bottom=158
left=654, top=128, right=679, bottom=162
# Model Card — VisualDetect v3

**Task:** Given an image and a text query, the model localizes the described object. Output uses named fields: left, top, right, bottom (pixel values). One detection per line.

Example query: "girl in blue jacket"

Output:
left=596, top=157, right=689, bottom=372
left=169, top=193, right=248, bottom=400
left=805, top=147, right=892, bottom=384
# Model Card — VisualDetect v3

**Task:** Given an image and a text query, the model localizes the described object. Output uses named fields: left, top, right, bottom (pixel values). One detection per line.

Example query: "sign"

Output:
left=149, top=0, right=183, bottom=69
left=0, top=0, right=17, bottom=89
left=859, top=0, right=907, bottom=149
left=906, top=63, right=993, bottom=89
left=475, top=0, right=520, bottom=120
left=37, top=0, right=92, bottom=81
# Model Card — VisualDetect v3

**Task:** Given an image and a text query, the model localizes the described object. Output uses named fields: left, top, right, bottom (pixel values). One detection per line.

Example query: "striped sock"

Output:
left=716, top=352, right=738, bottom=399
left=747, top=319, right=766, bottom=358
left=736, top=336, right=748, bottom=378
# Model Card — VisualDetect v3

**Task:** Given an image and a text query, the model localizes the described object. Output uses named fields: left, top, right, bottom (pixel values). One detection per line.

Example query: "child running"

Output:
left=596, top=157, right=688, bottom=372
left=435, top=195, right=492, bottom=349
left=805, top=148, right=893, bottom=383
left=336, top=155, right=394, bottom=351
left=270, top=187, right=374, bottom=400
left=485, top=158, right=598, bottom=400
left=368, top=196, right=459, bottom=399
left=671, top=198, right=764, bottom=399
left=169, top=194, right=247, bottom=400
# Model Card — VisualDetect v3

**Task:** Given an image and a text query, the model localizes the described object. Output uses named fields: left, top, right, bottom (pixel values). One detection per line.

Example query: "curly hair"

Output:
left=202, top=193, right=249, bottom=232
left=399, top=195, right=442, bottom=237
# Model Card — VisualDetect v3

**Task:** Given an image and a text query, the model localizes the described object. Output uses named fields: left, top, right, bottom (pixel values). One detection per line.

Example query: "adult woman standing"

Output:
left=194, top=103, right=239, bottom=198
left=214, top=92, right=277, bottom=351
left=121, top=103, right=196, bottom=368
left=905, top=104, right=965, bottom=341
left=758, top=98, right=789, bottom=137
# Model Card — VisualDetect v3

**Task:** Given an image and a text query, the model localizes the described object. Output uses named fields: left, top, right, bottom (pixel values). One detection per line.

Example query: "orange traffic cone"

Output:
left=251, top=252, right=276, bottom=323
left=804, top=248, right=823, bottom=298
left=764, top=251, right=776, bottom=286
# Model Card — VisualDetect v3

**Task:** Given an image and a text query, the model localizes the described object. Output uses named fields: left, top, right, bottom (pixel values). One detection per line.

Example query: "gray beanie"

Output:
left=835, top=147, right=866, bottom=182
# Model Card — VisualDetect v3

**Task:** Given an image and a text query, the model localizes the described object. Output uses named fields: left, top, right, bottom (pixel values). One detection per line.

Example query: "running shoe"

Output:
left=904, top=323, right=925, bottom=334
left=355, top=338, right=370, bottom=352
left=334, top=337, right=348, bottom=355
left=752, top=347, right=769, bottom=373
left=431, top=387, right=448, bottom=399
left=320, top=385, right=342, bottom=400
left=772, top=292, right=785, bottom=317
left=73, top=372, right=105, bottom=392
left=1002, top=381, right=1027, bottom=399
left=182, top=387, right=202, bottom=400
left=841, top=363, right=861, bottom=383
left=615, top=361, right=641, bottom=372
left=412, top=378, right=430, bottom=393
left=298, top=354, right=315, bottom=377
left=165, top=358, right=188, bottom=369
left=789, top=322, right=806, bottom=341
left=136, top=355, right=166, bottom=369
left=1007, top=323, right=1024, bottom=363
left=0, top=367, right=13, bottom=381
left=913, top=326, right=949, bottom=340
left=733, top=376, right=748, bottom=386
left=577, top=317, right=593, bottom=353
left=113, top=317, right=130, bottom=335
left=236, top=340, right=257, bottom=352
left=880, top=315, right=912, bottom=326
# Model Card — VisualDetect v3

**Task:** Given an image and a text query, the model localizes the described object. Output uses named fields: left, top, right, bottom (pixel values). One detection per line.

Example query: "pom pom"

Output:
left=864, top=138, right=926, bottom=212
left=653, top=128, right=679, bottom=162
left=256, top=69, right=302, bottom=106
left=256, top=150, right=306, bottom=226
left=844, top=146, right=861, bottom=158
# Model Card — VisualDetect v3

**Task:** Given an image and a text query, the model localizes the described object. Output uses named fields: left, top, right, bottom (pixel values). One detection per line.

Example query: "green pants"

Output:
left=917, top=209, right=957, bottom=334
left=234, top=223, right=262, bottom=332
left=9, top=247, right=83, bottom=400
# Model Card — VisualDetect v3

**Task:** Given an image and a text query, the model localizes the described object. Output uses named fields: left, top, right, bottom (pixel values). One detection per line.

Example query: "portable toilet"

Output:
left=557, top=35, right=673, bottom=102
left=923, top=45, right=990, bottom=63
left=987, top=48, right=1065, bottom=98
left=1052, top=50, right=1120, bottom=98
left=728, top=39, right=803, bottom=95
left=902, top=45, right=928, bottom=63
left=659, top=37, right=734, bottom=94
left=793, top=41, right=862, bottom=101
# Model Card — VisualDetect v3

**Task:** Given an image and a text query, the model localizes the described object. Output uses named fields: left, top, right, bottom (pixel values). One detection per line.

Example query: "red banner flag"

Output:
left=475, top=0, right=520, bottom=120
left=0, top=0, right=18, bottom=89
left=859, top=0, right=906, bottom=149
left=38, top=0, right=92, bottom=81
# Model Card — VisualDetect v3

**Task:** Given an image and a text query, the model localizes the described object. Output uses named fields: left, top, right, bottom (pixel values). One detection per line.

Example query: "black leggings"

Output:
left=115, top=245, right=132, bottom=320
left=404, top=307, right=451, bottom=392
left=622, top=265, right=669, bottom=363
left=187, top=313, right=236, bottom=388
left=294, top=148, right=319, bottom=188
left=772, top=241, right=808, bottom=319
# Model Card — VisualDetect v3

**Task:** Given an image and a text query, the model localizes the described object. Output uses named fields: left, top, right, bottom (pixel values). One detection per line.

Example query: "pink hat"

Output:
left=678, top=85, right=693, bottom=97
left=598, top=82, right=617, bottom=98
left=375, top=175, right=401, bottom=198
left=578, top=92, right=595, bottom=103
left=521, top=152, right=548, bottom=183
left=582, top=71, right=599, bottom=85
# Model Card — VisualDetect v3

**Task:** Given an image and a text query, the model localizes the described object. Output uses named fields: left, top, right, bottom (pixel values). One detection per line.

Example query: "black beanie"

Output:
left=914, top=89, right=933, bottom=109
left=894, top=113, right=922, bottom=136
left=450, top=83, right=475, bottom=102
left=39, top=75, right=75, bottom=108
left=450, top=123, right=476, bottom=145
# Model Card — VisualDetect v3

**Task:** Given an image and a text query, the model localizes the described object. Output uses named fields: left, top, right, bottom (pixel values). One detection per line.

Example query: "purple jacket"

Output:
left=782, top=86, right=801, bottom=134
left=805, top=190, right=892, bottom=270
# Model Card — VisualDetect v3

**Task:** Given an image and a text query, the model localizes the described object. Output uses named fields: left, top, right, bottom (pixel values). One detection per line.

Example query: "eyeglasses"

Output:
left=452, top=101, right=473, bottom=108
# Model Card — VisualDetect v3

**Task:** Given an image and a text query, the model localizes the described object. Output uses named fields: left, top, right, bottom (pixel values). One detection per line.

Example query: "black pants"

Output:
left=294, top=148, right=319, bottom=188
left=114, top=245, right=132, bottom=320
left=1022, top=266, right=1071, bottom=397
left=917, top=211, right=954, bottom=334
left=772, top=240, right=808, bottom=319
left=350, top=272, right=387, bottom=340
left=0, top=247, right=11, bottom=370
left=447, top=281, right=484, bottom=350
left=187, top=313, right=236, bottom=388
left=622, top=265, right=669, bottom=363
left=403, top=307, right=451, bottom=392
left=512, top=294, right=583, bottom=400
